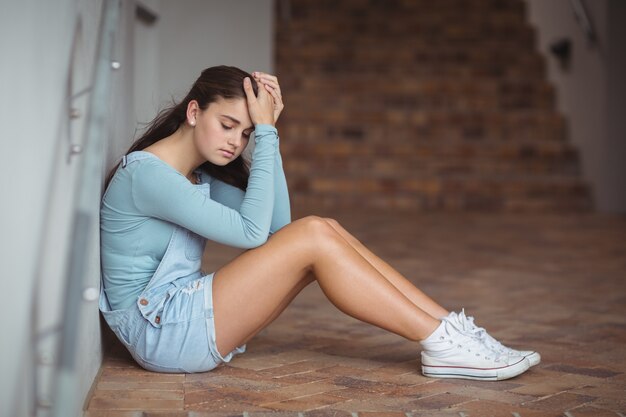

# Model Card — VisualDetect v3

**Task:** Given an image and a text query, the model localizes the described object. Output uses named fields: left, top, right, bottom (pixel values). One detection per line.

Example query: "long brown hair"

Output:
left=104, top=65, right=259, bottom=191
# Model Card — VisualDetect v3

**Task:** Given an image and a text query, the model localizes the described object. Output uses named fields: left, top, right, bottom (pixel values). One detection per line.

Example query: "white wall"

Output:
left=0, top=2, right=93, bottom=415
left=0, top=0, right=136, bottom=416
left=132, top=0, right=274, bottom=129
left=134, top=0, right=162, bottom=128
left=525, top=0, right=626, bottom=212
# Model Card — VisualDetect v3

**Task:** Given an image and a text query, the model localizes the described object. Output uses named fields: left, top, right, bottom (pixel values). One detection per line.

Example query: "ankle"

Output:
left=419, top=319, right=445, bottom=344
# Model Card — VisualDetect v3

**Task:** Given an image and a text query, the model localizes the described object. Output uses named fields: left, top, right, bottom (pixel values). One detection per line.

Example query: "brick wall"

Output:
left=275, top=0, right=592, bottom=211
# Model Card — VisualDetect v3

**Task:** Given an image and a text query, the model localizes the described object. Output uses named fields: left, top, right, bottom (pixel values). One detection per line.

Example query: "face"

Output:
left=191, top=97, right=254, bottom=166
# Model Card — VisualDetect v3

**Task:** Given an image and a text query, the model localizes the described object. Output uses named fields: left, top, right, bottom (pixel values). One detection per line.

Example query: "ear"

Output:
left=186, top=100, right=199, bottom=126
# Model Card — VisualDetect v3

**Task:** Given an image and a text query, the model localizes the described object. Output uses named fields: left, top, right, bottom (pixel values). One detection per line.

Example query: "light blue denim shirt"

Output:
left=100, top=125, right=290, bottom=310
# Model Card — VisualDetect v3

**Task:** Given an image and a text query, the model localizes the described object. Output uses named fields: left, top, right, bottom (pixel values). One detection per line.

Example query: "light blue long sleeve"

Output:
left=130, top=126, right=278, bottom=248
left=100, top=125, right=282, bottom=310
left=209, top=146, right=291, bottom=235
left=270, top=150, right=292, bottom=233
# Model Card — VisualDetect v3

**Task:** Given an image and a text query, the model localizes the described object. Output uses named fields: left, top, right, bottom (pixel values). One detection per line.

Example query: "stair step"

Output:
left=290, top=193, right=593, bottom=211
left=281, top=76, right=553, bottom=94
left=285, top=1, right=527, bottom=25
left=277, top=80, right=556, bottom=114
left=278, top=34, right=537, bottom=57
left=279, top=61, right=545, bottom=80
left=287, top=175, right=589, bottom=193
left=288, top=177, right=593, bottom=211
left=283, top=155, right=582, bottom=178
left=277, top=112, right=566, bottom=143
left=280, top=140, right=577, bottom=157
left=277, top=48, right=544, bottom=78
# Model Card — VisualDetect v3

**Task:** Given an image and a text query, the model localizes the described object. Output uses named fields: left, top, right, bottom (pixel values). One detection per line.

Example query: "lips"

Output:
left=220, top=149, right=234, bottom=158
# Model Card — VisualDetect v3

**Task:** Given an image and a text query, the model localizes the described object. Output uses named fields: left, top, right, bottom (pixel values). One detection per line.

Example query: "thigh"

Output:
left=211, top=216, right=327, bottom=357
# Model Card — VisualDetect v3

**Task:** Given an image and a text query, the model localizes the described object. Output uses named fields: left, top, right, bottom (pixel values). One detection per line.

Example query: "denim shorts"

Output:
left=107, top=272, right=246, bottom=373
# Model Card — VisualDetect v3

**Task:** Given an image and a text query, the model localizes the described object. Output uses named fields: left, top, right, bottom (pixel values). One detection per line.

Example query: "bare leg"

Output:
left=322, top=218, right=449, bottom=319
left=212, top=216, right=440, bottom=357
left=237, top=218, right=447, bottom=331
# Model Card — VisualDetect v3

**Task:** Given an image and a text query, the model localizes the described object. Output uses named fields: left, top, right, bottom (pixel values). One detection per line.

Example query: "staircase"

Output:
left=274, top=0, right=592, bottom=211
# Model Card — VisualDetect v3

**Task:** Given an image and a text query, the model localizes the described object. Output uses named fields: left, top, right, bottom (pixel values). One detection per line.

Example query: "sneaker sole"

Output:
left=421, top=357, right=530, bottom=381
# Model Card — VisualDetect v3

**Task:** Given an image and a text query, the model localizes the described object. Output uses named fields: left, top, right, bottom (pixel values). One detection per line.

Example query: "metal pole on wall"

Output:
left=51, top=0, right=121, bottom=416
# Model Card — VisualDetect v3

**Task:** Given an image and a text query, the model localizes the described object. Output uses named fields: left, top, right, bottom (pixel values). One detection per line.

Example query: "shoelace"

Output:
left=458, top=309, right=516, bottom=355
left=441, top=315, right=509, bottom=364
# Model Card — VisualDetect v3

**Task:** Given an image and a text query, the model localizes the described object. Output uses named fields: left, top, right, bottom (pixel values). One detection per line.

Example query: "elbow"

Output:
left=243, top=233, right=269, bottom=249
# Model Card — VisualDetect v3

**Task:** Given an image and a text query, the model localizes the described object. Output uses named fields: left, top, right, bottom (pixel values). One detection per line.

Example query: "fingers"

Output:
left=252, top=71, right=278, bottom=84
left=257, top=77, right=280, bottom=92
left=263, top=84, right=283, bottom=107
left=243, top=75, right=276, bottom=126
left=252, top=72, right=284, bottom=123
left=255, top=79, right=274, bottom=105
left=252, top=71, right=282, bottom=98
left=242, top=77, right=256, bottom=104
left=263, top=84, right=283, bottom=103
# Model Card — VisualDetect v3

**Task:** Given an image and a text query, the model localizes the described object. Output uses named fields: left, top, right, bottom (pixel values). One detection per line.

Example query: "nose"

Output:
left=227, top=133, right=242, bottom=148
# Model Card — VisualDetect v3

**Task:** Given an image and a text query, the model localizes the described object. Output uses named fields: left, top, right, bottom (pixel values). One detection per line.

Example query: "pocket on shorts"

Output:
left=184, top=230, right=205, bottom=261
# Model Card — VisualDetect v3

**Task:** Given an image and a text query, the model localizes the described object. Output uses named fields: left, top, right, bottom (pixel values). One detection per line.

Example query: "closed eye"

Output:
left=221, top=123, right=233, bottom=130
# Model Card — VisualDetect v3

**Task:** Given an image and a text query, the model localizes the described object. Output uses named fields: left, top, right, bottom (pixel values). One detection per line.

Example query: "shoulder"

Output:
left=129, top=156, right=191, bottom=201
left=130, top=155, right=183, bottom=183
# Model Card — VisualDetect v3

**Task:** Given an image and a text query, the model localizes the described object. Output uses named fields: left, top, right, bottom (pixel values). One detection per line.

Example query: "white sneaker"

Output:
left=453, top=309, right=541, bottom=367
left=421, top=314, right=530, bottom=381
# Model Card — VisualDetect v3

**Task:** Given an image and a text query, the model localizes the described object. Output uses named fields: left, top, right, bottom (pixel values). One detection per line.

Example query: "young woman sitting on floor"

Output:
left=100, top=65, right=540, bottom=380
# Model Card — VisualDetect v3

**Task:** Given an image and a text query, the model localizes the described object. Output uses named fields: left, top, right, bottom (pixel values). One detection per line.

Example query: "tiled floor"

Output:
left=86, top=210, right=626, bottom=417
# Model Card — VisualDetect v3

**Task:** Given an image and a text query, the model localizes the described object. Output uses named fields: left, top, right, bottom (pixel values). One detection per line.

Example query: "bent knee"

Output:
left=298, top=215, right=337, bottom=240
left=301, top=215, right=332, bottom=231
